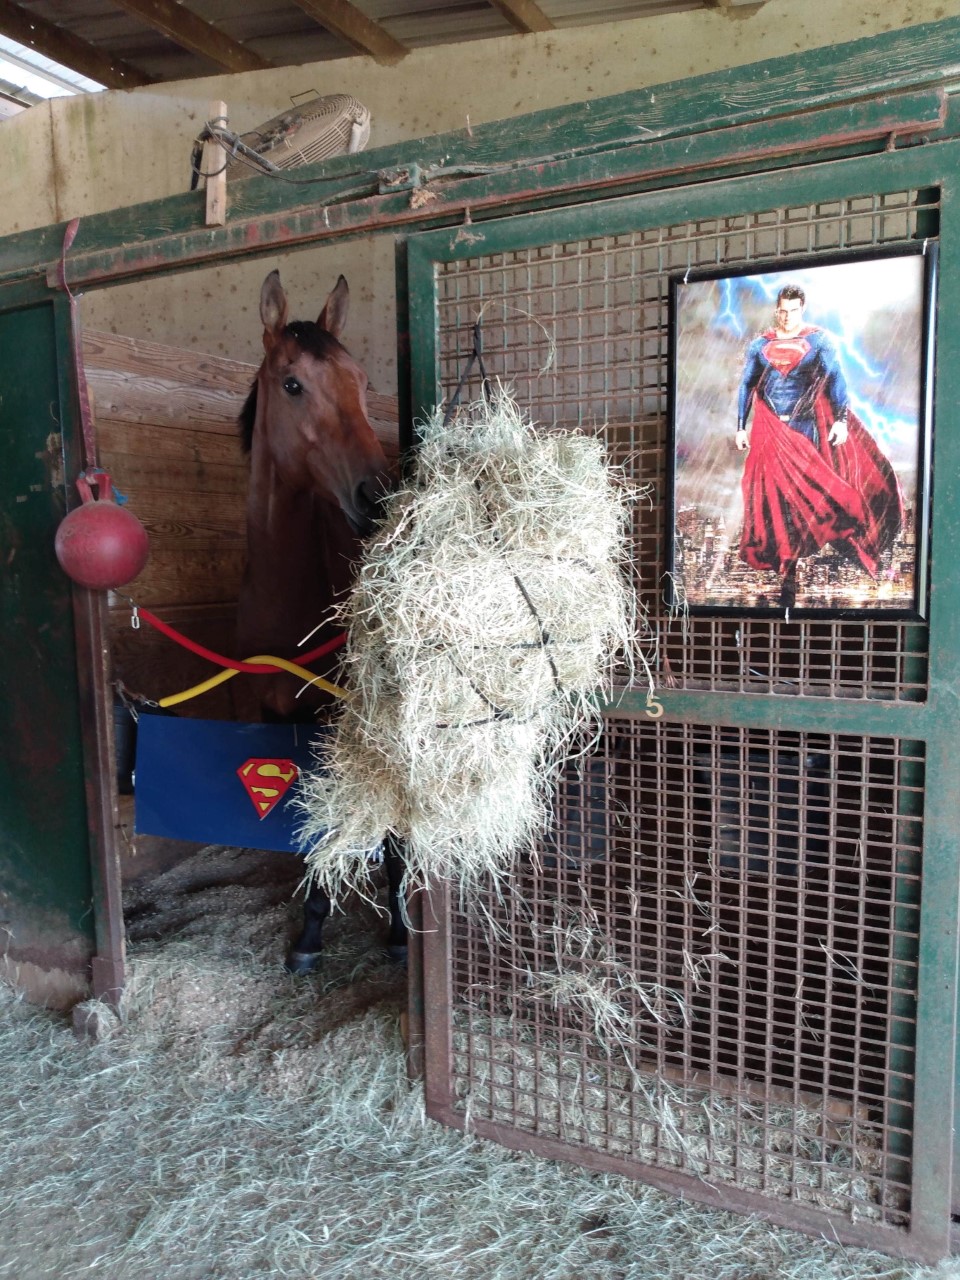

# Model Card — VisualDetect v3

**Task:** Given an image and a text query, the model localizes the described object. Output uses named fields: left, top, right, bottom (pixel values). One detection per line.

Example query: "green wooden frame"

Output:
left=404, top=138, right=960, bottom=1267
left=0, top=17, right=960, bottom=303
left=0, top=9, right=959, bottom=1250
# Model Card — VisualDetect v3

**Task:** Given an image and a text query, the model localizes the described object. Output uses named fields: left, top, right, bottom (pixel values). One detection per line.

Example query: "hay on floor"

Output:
left=450, top=1009, right=892, bottom=1225
left=0, top=865, right=950, bottom=1280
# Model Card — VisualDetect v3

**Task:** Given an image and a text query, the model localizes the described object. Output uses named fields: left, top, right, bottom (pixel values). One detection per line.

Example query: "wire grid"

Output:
left=436, top=189, right=937, bottom=700
left=449, top=720, right=923, bottom=1228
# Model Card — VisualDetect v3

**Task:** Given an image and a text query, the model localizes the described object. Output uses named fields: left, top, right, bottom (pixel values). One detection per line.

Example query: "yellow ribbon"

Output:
left=158, top=654, right=348, bottom=708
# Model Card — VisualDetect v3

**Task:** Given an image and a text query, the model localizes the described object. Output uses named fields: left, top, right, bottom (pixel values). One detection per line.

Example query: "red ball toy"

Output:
left=55, top=470, right=149, bottom=591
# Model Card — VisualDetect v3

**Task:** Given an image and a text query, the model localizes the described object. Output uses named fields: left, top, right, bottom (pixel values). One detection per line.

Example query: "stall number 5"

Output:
left=645, top=692, right=664, bottom=720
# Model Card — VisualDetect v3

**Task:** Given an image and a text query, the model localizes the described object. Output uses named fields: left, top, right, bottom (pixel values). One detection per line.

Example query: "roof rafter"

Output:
left=110, top=0, right=272, bottom=73
left=0, top=0, right=154, bottom=89
left=289, top=0, right=408, bottom=66
left=487, top=0, right=554, bottom=34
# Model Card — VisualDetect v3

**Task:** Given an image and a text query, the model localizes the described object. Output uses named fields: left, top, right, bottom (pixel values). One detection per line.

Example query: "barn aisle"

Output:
left=0, top=841, right=952, bottom=1280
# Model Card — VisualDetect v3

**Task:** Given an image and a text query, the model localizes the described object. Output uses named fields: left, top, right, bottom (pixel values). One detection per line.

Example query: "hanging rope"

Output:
left=123, top=600, right=349, bottom=705
left=157, top=654, right=347, bottom=709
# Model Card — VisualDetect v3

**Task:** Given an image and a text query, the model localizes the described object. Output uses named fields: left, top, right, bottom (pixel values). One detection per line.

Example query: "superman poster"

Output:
left=666, top=246, right=935, bottom=617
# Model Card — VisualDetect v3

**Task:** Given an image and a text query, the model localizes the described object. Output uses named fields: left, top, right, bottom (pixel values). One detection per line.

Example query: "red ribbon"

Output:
left=135, top=604, right=347, bottom=674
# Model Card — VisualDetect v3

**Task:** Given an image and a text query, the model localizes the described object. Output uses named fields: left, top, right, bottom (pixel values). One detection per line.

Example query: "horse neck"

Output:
left=240, top=436, right=361, bottom=656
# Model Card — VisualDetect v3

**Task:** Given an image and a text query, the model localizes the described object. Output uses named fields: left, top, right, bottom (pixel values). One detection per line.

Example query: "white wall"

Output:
left=4, top=0, right=957, bottom=390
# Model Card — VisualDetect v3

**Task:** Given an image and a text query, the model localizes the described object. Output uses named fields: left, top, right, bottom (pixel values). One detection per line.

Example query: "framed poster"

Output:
left=666, top=245, right=936, bottom=617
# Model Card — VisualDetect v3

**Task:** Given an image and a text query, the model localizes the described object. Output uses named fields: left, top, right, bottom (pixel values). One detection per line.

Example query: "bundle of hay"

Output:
left=297, top=391, right=638, bottom=898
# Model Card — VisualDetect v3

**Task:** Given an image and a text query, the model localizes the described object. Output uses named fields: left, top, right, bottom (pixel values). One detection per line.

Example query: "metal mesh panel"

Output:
left=446, top=721, right=923, bottom=1230
left=428, top=189, right=933, bottom=1238
left=437, top=190, right=936, bottom=700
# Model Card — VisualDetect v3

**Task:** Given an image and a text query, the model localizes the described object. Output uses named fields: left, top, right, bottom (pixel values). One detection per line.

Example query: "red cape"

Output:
left=738, top=394, right=903, bottom=577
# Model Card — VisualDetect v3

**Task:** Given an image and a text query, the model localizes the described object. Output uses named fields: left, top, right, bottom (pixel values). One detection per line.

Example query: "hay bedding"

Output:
left=451, top=1011, right=887, bottom=1221
left=0, top=845, right=956, bottom=1280
left=296, top=393, right=637, bottom=900
left=1, top=408, right=953, bottom=1278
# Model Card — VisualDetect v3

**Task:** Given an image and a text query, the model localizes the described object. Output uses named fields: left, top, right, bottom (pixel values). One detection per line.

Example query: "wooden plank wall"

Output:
left=83, top=329, right=398, bottom=720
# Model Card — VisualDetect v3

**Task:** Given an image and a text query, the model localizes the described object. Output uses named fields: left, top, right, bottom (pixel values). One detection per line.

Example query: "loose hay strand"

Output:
left=0, top=900, right=952, bottom=1280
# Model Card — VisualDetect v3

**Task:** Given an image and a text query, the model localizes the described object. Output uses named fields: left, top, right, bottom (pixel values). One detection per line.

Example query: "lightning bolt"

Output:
left=716, top=277, right=744, bottom=336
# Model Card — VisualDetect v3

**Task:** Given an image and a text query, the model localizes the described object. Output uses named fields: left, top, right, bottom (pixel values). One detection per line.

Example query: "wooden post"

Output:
left=202, top=99, right=228, bottom=227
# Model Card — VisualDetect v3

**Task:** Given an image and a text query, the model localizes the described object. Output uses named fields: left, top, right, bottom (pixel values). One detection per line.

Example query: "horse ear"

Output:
left=260, top=270, right=288, bottom=349
left=317, top=275, right=349, bottom=339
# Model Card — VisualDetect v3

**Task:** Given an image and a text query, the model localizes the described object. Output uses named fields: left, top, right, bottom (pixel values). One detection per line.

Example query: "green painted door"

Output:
left=407, top=144, right=960, bottom=1259
left=0, top=297, right=97, bottom=1003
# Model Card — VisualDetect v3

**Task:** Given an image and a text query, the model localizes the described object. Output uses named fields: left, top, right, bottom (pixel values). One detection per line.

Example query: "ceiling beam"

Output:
left=487, top=0, right=554, bottom=33
left=110, top=0, right=272, bottom=73
left=289, top=0, right=408, bottom=65
left=0, top=0, right=154, bottom=88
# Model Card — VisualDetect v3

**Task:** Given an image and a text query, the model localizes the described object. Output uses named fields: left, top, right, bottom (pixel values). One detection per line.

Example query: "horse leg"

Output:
left=286, top=876, right=330, bottom=975
left=383, top=834, right=408, bottom=965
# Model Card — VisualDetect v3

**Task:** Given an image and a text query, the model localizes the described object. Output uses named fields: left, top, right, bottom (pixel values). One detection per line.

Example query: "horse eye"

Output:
left=282, top=376, right=303, bottom=396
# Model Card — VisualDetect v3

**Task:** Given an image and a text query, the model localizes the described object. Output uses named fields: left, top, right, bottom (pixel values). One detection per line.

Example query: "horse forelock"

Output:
left=285, top=320, right=346, bottom=363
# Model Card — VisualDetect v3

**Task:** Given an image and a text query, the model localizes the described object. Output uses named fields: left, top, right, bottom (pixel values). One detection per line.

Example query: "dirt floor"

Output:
left=2, top=839, right=959, bottom=1280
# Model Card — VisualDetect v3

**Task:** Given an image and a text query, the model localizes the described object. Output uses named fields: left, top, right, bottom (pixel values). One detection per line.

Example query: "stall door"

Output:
left=0, top=291, right=123, bottom=1005
left=405, top=146, right=960, bottom=1261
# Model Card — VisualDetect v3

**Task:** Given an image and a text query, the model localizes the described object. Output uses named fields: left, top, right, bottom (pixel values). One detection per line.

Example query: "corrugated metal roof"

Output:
left=0, top=0, right=723, bottom=92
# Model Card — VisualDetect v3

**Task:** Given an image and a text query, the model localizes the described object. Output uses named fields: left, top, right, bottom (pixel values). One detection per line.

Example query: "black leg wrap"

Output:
left=383, top=835, right=409, bottom=965
left=285, top=877, right=331, bottom=975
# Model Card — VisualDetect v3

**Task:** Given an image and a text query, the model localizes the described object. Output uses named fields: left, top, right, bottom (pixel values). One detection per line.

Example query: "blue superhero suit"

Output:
left=737, top=326, right=848, bottom=445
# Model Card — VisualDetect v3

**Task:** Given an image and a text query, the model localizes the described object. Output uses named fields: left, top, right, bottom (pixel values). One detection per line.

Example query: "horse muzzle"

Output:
left=346, top=473, right=392, bottom=537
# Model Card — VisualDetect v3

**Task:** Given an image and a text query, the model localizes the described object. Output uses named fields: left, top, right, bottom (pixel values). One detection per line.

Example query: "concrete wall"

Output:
left=5, top=0, right=959, bottom=391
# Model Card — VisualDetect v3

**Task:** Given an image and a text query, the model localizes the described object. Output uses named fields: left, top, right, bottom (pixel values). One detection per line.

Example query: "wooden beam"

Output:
left=701, top=0, right=769, bottom=8
left=487, top=0, right=553, bottom=34
left=203, top=99, right=227, bottom=227
left=290, top=0, right=408, bottom=65
left=0, top=0, right=154, bottom=89
left=110, top=0, right=271, bottom=73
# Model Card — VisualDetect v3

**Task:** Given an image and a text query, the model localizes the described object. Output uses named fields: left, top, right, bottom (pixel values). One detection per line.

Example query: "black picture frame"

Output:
left=665, top=243, right=937, bottom=619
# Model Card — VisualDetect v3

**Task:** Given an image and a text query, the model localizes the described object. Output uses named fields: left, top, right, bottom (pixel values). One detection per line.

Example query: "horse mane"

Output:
left=239, top=382, right=257, bottom=453
left=238, top=321, right=348, bottom=454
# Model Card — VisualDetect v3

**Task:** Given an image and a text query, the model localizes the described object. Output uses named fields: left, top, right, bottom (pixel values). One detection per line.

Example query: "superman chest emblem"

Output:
left=237, top=758, right=299, bottom=819
left=762, top=335, right=811, bottom=375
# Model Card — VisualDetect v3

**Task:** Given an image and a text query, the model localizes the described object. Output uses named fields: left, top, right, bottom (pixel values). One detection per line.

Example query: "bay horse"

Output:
left=238, top=269, right=406, bottom=974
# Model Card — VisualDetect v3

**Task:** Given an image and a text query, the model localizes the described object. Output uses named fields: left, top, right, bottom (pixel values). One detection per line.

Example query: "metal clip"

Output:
left=131, top=605, right=140, bottom=631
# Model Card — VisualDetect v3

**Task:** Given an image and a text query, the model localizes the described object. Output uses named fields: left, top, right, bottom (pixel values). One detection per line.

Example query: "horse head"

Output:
left=241, top=270, right=392, bottom=536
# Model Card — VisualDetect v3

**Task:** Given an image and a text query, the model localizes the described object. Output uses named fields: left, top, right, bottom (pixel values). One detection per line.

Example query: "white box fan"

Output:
left=192, top=94, right=371, bottom=187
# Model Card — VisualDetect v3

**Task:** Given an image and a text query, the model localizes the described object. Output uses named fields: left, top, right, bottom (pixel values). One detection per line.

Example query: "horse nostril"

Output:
left=356, top=476, right=389, bottom=521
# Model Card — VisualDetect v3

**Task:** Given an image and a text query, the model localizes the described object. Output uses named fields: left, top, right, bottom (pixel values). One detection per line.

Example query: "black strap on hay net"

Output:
left=442, top=321, right=492, bottom=427
left=433, top=320, right=565, bottom=730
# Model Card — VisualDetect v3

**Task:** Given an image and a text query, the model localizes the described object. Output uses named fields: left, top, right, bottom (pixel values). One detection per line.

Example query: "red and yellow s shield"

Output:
left=237, top=758, right=299, bottom=819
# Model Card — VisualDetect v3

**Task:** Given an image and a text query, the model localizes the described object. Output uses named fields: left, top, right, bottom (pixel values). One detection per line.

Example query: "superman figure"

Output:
left=734, top=284, right=903, bottom=608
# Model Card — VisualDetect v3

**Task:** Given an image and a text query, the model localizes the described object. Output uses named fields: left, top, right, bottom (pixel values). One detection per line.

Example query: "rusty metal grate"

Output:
left=427, top=188, right=935, bottom=1244
left=440, top=721, right=923, bottom=1234
left=437, top=189, right=936, bottom=700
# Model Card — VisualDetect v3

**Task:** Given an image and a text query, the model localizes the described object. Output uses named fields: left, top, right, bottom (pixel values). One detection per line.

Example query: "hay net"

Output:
left=296, top=388, right=640, bottom=900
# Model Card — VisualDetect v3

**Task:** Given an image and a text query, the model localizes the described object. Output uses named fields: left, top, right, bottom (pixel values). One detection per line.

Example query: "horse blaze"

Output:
left=237, top=758, right=300, bottom=819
